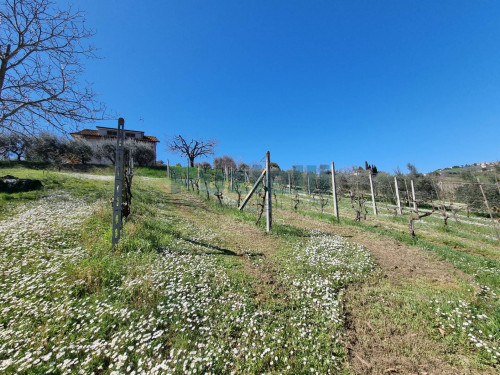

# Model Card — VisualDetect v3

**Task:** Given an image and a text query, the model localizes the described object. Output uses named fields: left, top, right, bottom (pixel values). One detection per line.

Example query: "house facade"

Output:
left=70, top=126, right=160, bottom=165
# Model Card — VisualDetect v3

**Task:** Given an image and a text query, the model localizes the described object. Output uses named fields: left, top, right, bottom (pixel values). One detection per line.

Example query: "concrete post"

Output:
left=331, top=162, right=339, bottom=221
left=369, top=171, right=377, bottom=216
left=411, top=180, right=417, bottom=212
left=266, top=151, right=272, bottom=232
left=394, top=177, right=402, bottom=215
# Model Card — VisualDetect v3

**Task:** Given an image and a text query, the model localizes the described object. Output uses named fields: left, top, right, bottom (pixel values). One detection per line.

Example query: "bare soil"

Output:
left=167, top=191, right=288, bottom=303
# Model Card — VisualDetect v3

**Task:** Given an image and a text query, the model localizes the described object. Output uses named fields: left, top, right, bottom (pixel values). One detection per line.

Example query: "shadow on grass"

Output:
left=176, top=237, right=242, bottom=257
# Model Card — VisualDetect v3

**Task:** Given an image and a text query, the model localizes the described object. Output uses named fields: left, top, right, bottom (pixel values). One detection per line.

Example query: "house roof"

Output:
left=71, top=129, right=99, bottom=136
left=71, top=128, right=160, bottom=142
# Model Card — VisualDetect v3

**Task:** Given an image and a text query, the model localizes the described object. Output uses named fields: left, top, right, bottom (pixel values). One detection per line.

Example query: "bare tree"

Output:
left=0, top=0, right=107, bottom=133
left=167, top=135, right=216, bottom=167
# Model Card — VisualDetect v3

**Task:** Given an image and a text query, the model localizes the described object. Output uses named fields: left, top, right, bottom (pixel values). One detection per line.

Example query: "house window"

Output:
left=107, top=131, right=117, bottom=136
left=126, top=133, right=135, bottom=138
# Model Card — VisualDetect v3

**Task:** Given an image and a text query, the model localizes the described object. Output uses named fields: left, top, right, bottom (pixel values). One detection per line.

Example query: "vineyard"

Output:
left=0, top=162, right=498, bottom=374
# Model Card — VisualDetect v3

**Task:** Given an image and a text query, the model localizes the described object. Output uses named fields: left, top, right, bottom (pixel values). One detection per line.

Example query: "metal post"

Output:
left=288, top=172, right=291, bottom=194
left=307, top=175, right=310, bottom=195
left=394, top=177, right=402, bottom=215
left=266, top=151, right=272, bottom=232
left=167, top=159, right=170, bottom=178
left=477, top=178, right=500, bottom=241
left=368, top=171, right=377, bottom=216
left=112, top=118, right=125, bottom=247
left=411, top=180, right=417, bottom=212
left=230, top=168, right=233, bottom=191
left=331, top=162, right=339, bottom=221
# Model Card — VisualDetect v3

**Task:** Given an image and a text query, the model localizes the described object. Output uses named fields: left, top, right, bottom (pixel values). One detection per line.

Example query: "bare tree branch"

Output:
left=167, top=134, right=216, bottom=167
left=0, top=0, right=108, bottom=134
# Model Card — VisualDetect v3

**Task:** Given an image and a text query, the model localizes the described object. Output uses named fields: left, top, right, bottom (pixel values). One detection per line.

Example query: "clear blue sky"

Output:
left=78, top=0, right=500, bottom=173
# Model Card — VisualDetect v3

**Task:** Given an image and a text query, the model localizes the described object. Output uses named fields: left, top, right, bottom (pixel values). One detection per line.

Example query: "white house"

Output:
left=70, top=126, right=160, bottom=165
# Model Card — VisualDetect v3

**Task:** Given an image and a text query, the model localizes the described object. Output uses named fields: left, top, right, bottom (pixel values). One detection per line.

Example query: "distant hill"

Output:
left=429, top=161, right=499, bottom=181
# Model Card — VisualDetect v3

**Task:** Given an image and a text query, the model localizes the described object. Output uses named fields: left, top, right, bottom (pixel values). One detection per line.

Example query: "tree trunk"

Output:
left=0, top=45, right=11, bottom=96
left=189, top=157, right=195, bottom=167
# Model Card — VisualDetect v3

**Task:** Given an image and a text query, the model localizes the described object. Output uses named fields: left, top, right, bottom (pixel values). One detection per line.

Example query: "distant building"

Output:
left=70, top=126, right=160, bottom=165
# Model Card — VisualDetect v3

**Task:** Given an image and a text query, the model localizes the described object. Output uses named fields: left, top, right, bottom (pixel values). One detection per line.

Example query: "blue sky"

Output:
left=79, top=0, right=500, bottom=173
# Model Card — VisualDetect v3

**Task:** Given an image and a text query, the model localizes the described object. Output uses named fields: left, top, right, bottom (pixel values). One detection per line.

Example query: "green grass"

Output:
left=1, top=166, right=498, bottom=373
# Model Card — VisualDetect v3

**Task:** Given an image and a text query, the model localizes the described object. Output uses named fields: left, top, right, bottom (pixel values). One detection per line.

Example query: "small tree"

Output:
left=213, top=155, right=236, bottom=170
left=270, top=162, right=280, bottom=170
left=96, top=139, right=118, bottom=164
left=67, top=139, right=93, bottom=164
left=0, top=132, right=30, bottom=160
left=238, top=162, right=249, bottom=171
left=132, top=143, right=155, bottom=166
left=407, top=162, right=419, bottom=176
left=195, top=161, right=211, bottom=172
left=0, top=134, right=7, bottom=158
left=167, top=135, right=216, bottom=167
left=26, top=132, right=67, bottom=165
left=96, top=140, right=154, bottom=166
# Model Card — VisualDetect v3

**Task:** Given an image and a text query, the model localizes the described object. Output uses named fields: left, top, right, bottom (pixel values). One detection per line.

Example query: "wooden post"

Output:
left=394, top=177, right=402, bottom=215
left=288, top=172, right=291, bottom=194
left=239, top=169, right=266, bottom=210
left=230, top=168, right=233, bottom=191
left=266, top=151, right=272, bottom=232
left=331, top=162, right=339, bottom=221
left=411, top=179, right=418, bottom=212
left=167, top=159, right=170, bottom=178
left=368, top=171, right=377, bottom=216
left=186, top=158, right=190, bottom=190
left=477, top=178, right=500, bottom=241
left=307, top=175, right=311, bottom=195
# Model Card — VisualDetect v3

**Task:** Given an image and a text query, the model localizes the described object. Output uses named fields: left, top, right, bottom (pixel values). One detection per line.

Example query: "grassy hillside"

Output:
left=0, top=164, right=498, bottom=374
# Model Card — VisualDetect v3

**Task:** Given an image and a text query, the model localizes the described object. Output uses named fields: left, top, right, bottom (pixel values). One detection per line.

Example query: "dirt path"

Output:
left=273, top=209, right=492, bottom=375
left=275, top=210, right=466, bottom=284
left=166, top=191, right=288, bottom=303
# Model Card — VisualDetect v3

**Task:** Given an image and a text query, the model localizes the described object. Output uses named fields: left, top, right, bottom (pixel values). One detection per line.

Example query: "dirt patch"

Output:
left=275, top=210, right=466, bottom=283
left=167, top=192, right=288, bottom=302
